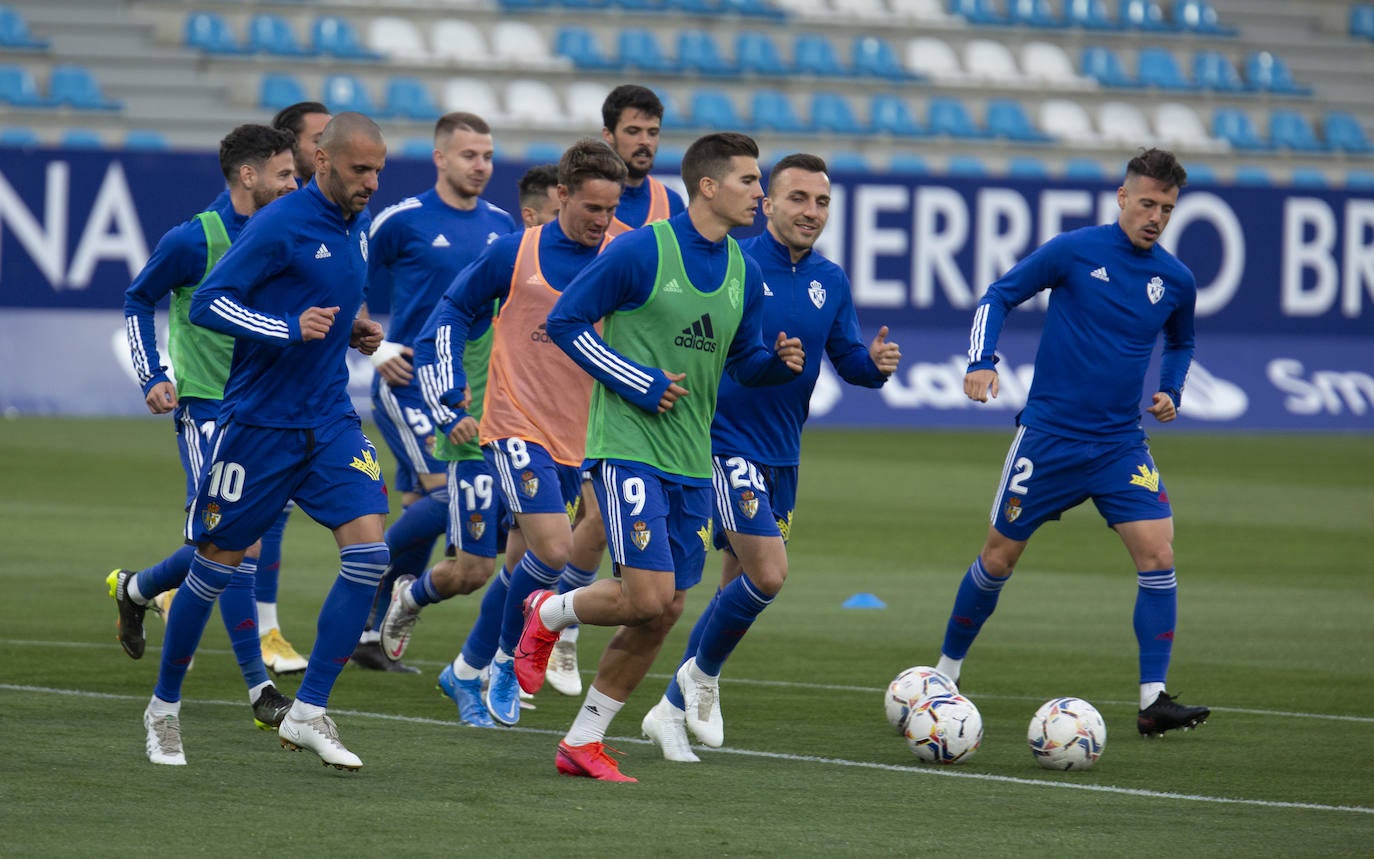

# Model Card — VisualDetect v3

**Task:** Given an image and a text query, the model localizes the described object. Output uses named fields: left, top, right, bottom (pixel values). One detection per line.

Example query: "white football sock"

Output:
left=935, top=655, right=963, bottom=685
left=288, top=700, right=325, bottom=722
left=147, top=695, right=179, bottom=718
left=257, top=602, right=279, bottom=633
left=564, top=686, right=623, bottom=746
left=248, top=681, right=270, bottom=706
left=1140, top=682, right=1166, bottom=710
left=539, top=591, right=581, bottom=630
left=125, top=576, right=147, bottom=605
left=454, top=654, right=482, bottom=681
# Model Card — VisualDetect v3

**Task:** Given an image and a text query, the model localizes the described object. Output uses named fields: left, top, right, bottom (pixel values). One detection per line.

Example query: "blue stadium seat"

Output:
left=1006, top=0, right=1064, bottom=28
left=927, top=96, right=988, bottom=139
left=656, top=88, right=692, bottom=131
left=554, top=26, right=620, bottom=71
left=322, top=74, right=377, bottom=115
left=60, top=128, right=103, bottom=148
left=1183, top=163, right=1216, bottom=184
left=1351, top=5, right=1374, bottom=40
left=1192, top=51, right=1245, bottom=92
left=690, top=89, right=744, bottom=129
left=751, top=89, right=808, bottom=133
left=1268, top=110, right=1325, bottom=152
left=945, top=155, right=986, bottom=176
left=869, top=94, right=925, bottom=137
left=826, top=151, right=870, bottom=173
left=247, top=15, right=316, bottom=57
left=618, top=28, right=677, bottom=73
left=657, top=146, right=685, bottom=168
left=793, top=34, right=846, bottom=77
left=1081, top=46, right=1137, bottom=87
left=524, top=141, right=564, bottom=162
left=259, top=73, right=309, bottom=110
left=1064, top=158, right=1107, bottom=180
left=1006, top=156, right=1049, bottom=178
left=1064, top=0, right=1119, bottom=30
left=1120, top=0, right=1171, bottom=31
left=401, top=138, right=436, bottom=159
left=949, top=0, right=1007, bottom=26
left=985, top=99, right=1053, bottom=142
left=1289, top=167, right=1327, bottom=188
left=0, top=5, right=48, bottom=49
left=124, top=130, right=169, bottom=150
left=499, top=0, right=554, bottom=9
left=384, top=77, right=441, bottom=121
left=721, top=0, right=787, bottom=20
left=889, top=154, right=929, bottom=174
left=0, top=64, right=50, bottom=107
left=811, top=92, right=862, bottom=134
left=678, top=31, right=737, bottom=77
left=736, top=31, right=789, bottom=77
left=1137, top=47, right=1192, bottom=90
left=0, top=126, right=39, bottom=146
left=1245, top=52, right=1312, bottom=96
left=1322, top=112, right=1373, bottom=154
left=662, top=0, right=719, bottom=13
left=1174, top=0, right=1237, bottom=36
left=1212, top=108, right=1269, bottom=151
left=48, top=65, right=121, bottom=111
left=1345, top=170, right=1374, bottom=189
left=852, top=36, right=910, bottom=81
left=1231, top=165, right=1271, bottom=186
left=561, top=0, right=613, bottom=9
left=184, top=12, right=247, bottom=55
left=312, top=16, right=383, bottom=60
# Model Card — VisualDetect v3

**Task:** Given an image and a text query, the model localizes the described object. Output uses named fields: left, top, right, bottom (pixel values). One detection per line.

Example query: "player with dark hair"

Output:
left=518, top=163, right=560, bottom=228
left=930, top=147, right=1209, bottom=737
left=140, top=113, right=391, bottom=770
left=271, top=100, right=331, bottom=182
left=601, top=84, right=685, bottom=237
left=517, top=132, right=805, bottom=781
left=351, top=111, right=517, bottom=672
left=114, top=123, right=298, bottom=738
left=643, top=153, right=902, bottom=760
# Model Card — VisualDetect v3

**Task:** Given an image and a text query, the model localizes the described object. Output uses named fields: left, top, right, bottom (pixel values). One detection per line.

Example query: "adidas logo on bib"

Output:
left=674, top=314, right=717, bottom=352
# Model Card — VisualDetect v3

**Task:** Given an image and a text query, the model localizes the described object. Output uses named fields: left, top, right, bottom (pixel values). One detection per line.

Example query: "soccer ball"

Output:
left=903, top=693, right=983, bottom=764
left=884, top=666, right=958, bottom=733
left=1027, top=697, right=1107, bottom=771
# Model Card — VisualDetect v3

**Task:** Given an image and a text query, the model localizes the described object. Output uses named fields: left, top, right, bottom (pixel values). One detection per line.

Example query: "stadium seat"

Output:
left=1174, top=0, right=1237, bottom=36
left=853, top=36, right=909, bottom=81
left=1006, top=156, right=1049, bottom=178
left=1245, top=51, right=1312, bottom=96
left=888, top=153, right=929, bottom=174
left=124, top=130, right=169, bottom=150
left=1289, top=167, right=1328, bottom=188
left=322, top=74, right=377, bottom=115
left=384, top=77, right=441, bottom=121
left=430, top=20, right=490, bottom=66
left=618, top=28, right=677, bottom=74
left=562, top=0, right=613, bottom=9
left=986, top=99, right=1053, bottom=142
left=1192, top=51, right=1245, bottom=92
left=679, top=30, right=737, bottom=77
left=524, top=141, right=564, bottom=163
left=691, top=89, right=744, bottom=129
left=657, top=146, right=685, bottom=168
left=1268, top=110, right=1325, bottom=153
left=247, top=14, right=316, bottom=57
left=1063, top=0, right=1119, bottom=30
left=869, top=93, right=925, bottom=136
left=1081, top=46, right=1137, bottom=87
left=927, top=96, right=987, bottom=139
left=653, top=86, right=691, bottom=130
left=1351, top=5, right=1374, bottom=40
left=1006, top=0, right=1064, bottom=28
left=1183, top=163, right=1216, bottom=184
left=505, top=79, right=567, bottom=127
left=831, top=0, right=888, bottom=19
left=555, top=26, right=620, bottom=71
left=1020, top=42, right=1091, bottom=88
left=1096, top=101, right=1153, bottom=146
left=906, top=37, right=965, bottom=84
left=1212, top=108, right=1269, bottom=151
left=1063, top=158, right=1107, bottom=180
left=312, top=16, right=383, bottom=61
left=401, top=139, right=437, bottom=159
left=964, top=39, right=1020, bottom=85
left=826, top=150, right=870, bottom=173
left=772, top=0, right=829, bottom=17
left=259, top=73, right=309, bottom=110
left=1153, top=102, right=1222, bottom=151
left=751, top=89, right=808, bottom=133
left=48, top=65, right=121, bottom=111
left=720, top=0, right=788, bottom=20
left=1322, top=112, right=1373, bottom=154
left=560, top=81, right=604, bottom=127
left=368, top=17, right=428, bottom=61
left=945, top=155, right=986, bottom=176
left=0, top=6, right=47, bottom=49
left=1120, top=0, right=1171, bottom=31
left=889, top=0, right=952, bottom=22
left=1345, top=170, right=1374, bottom=189
left=811, top=91, right=862, bottom=134
left=794, top=34, right=846, bottom=77
left=949, top=0, right=1007, bottom=26
left=1137, top=47, right=1193, bottom=91
left=0, top=126, right=39, bottom=146
left=499, top=0, right=554, bottom=9
left=736, top=31, right=789, bottom=77
left=0, top=64, right=50, bottom=107
left=491, top=22, right=566, bottom=71
left=442, top=78, right=503, bottom=121
left=1231, top=165, right=1271, bottom=186
left=61, top=128, right=103, bottom=148
left=184, top=12, right=248, bottom=55
left=1040, top=99, right=1098, bottom=143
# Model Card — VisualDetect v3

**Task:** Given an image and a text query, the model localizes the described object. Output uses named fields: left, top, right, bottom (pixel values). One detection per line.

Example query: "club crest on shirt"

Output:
left=738, top=490, right=759, bottom=519
left=1003, top=496, right=1022, bottom=523
left=202, top=502, right=221, bottom=531
left=359, top=232, right=368, bottom=263
left=1146, top=276, right=1164, bottom=304
left=466, top=513, right=486, bottom=541
left=631, top=520, right=652, bottom=551
left=520, top=470, right=540, bottom=498
left=1129, top=464, right=1161, bottom=493
left=727, top=278, right=742, bottom=309
left=808, top=279, right=826, bottom=309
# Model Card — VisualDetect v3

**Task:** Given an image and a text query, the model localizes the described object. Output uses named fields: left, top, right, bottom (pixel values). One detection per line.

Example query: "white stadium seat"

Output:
left=964, top=38, right=1021, bottom=85
left=505, top=79, right=568, bottom=128
left=1020, top=41, right=1093, bottom=89
left=565, top=81, right=608, bottom=129
left=430, top=19, right=490, bottom=66
left=1039, top=98, right=1099, bottom=144
left=368, top=17, right=429, bottom=62
left=888, top=0, right=953, bottom=22
left=829, top=0, right=890, bottom=19
left=490, top=21, right=571, bottom=72
left=1097, top=101, right=1154, bottom=146
left=1153, top=102, right=1229, bottom=152
left=442, top=77, right=504, bottom=123
left=906, top=36, right=966, bottom=83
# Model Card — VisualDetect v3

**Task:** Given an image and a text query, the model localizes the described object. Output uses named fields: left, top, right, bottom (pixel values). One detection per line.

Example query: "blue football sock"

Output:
left=1134, top=568, right=1178, bottom=684
left=219, top=558, right=268, bottom=690
left=153, top=552, right=235, bottom=703
left=666, top=587, right=722, bottom=710
left=135, top=544, right=195, bottom=601
left=695, top=573, right=773, bottom=676
left=499, top=551, right=563, bottom=655
left=297, top=542, right=389, bottom=707
left=367, top=487, right=448, bottom=629
left=940, top=557, right=1010, bottom=661
left=412, top=569, right=443, bottom=607
left=461, top=566, right=509, bottom=670
left=254, top=506, right=290, bottom=604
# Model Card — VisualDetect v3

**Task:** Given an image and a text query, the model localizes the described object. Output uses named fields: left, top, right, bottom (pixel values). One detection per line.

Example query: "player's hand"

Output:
left=658, top=370, right=688, bottom=413
left=1147, top=392, right=1177, bottom=423
left=299, top=306, right=339, bottom=342
left=144, top=381, right=177, bottom=415
left=869, top=325, right=901, bottom=375
left=964, top=369, right=999, bottom=402
left=447, top=416, right=479, bottom=444
left=458, top=386, right=472, bottom=410
left=351, top=318, right=385, bottom=356
left=371, top=342, right=414, bottom=386
left=774, top=331, right=805, bottom=373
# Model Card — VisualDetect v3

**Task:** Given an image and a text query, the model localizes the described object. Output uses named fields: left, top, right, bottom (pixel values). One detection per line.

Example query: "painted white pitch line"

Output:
left=3, top=683, right=1372, bottom=817
left=8, top=638, right=1373, bottom=725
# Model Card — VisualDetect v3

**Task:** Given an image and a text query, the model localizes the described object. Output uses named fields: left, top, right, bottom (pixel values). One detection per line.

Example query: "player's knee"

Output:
left=1138, top=544, right=1174, bottom=572
left=623, top=588, right=675, bottom=626
left=453, top=556, right=495, bottom=595
left=753, top=563, right=788, bottom=595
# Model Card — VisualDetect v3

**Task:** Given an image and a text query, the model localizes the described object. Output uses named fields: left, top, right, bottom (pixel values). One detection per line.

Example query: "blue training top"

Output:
left=190, top=179, right=372, bottom=429
left=614, top=177, right=685, bottom=228
left=967, top=222, right=1197, bottom=442
left=712, top=229, right=889, bottom=467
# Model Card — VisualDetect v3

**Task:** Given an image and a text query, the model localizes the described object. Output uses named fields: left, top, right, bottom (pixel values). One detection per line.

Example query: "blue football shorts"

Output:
left=990, top=424, right=1173, bottom=541
left=371, top=375, right=447, bottom=496
left=710, top=454, right=798, bottom=550
left=592, top=460, right=711, bottom=589
left=486, top=437, right=582, bottom=519
left=445, top=457, right=509, bottom=559
left=186, top=417, right=390, bottom=551
left=175, top=408, right=218, bottom=509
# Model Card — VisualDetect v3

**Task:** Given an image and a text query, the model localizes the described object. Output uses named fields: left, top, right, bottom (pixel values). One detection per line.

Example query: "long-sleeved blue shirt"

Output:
left=968, top=222, right=1197, bottom=442
left=712, top=229, right=888, bottom=466
left=366, top=189, right=516, bottom=347
left=190, top=179, right=371, bottom=429
left=123, top=194, right=248, bottom=418
left=613, top=176, right=685, bottom=228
